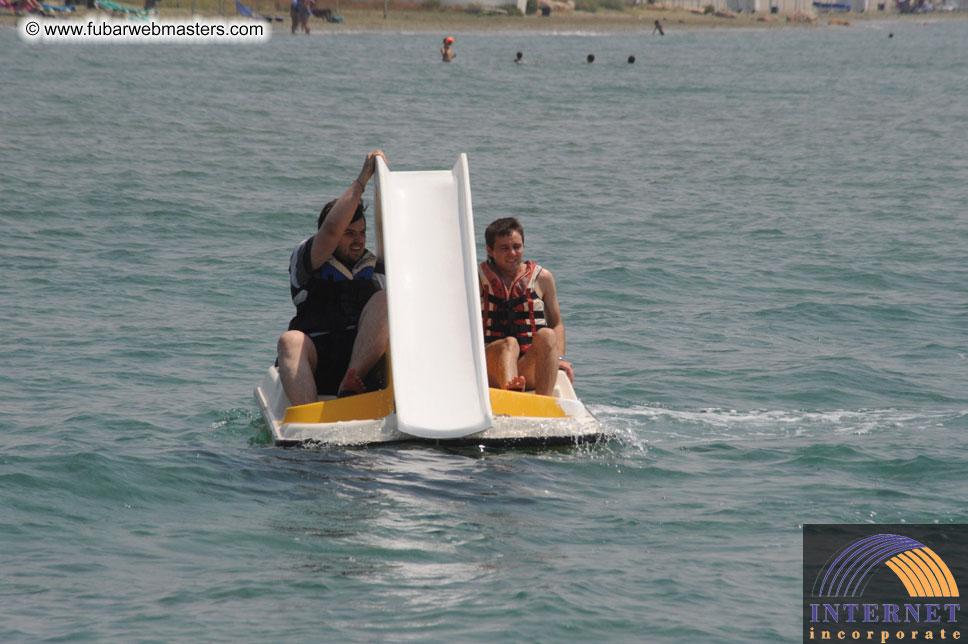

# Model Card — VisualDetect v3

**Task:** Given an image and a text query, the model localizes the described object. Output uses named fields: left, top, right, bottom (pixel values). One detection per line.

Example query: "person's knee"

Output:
left=278, top=330, right=308, bottom=358
left=486, top=337, right=522, bottom=361
left=532, top=327, right=557, bottom=353
left=365, top=290, right=387, bottom=315
left=498, top=336, right=521, bottom=357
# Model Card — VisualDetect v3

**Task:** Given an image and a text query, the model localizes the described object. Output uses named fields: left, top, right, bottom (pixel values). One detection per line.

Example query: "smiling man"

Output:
left=479, top=217, right=573, bottom=396
left=276, top=151, right=389, bottom=405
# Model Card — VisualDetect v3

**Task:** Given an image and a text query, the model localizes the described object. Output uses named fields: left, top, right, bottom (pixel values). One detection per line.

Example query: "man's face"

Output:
left=487, top=231, right=523, bottom=273
left=334, top=218, right=366, bottom=265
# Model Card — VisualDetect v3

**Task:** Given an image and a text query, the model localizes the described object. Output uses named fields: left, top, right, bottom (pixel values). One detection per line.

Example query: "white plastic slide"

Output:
left=374, top=155, right=492, bottom=438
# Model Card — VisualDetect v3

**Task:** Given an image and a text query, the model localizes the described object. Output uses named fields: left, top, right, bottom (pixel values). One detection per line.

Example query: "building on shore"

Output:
left=439, top=0, right=528, bottom=12
left=654, top=0, right=818, bottom=14
left=439, top=0, right=961, bottom=15
left=716, top=0, right=966, bottom=12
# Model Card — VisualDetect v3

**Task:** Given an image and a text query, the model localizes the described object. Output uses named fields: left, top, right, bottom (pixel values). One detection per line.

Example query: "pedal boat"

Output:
left=254, top=366, right=605, bottom=448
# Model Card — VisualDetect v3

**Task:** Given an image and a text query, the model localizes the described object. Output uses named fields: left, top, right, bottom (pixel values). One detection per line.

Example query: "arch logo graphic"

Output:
left=804, top=525, right=965, bottom=644
left=814, top=533, right=959, bottom=599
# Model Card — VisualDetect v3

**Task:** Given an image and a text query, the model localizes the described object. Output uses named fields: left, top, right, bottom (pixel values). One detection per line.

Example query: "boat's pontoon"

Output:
left=255, top=367, right=603, bottom=448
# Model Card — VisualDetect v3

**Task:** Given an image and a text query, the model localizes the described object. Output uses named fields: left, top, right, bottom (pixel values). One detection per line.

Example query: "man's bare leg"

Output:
left=517, top=328, right=559, bottom=396
left=338, top=291, right=389, bottom=395
left=277, top=330, right=319, bottom=406
left=485, top=337, right=525, bottom=390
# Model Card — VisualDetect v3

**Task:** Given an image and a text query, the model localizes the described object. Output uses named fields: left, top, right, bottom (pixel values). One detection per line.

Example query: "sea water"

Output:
left=1, top=19, right=967, bottom=642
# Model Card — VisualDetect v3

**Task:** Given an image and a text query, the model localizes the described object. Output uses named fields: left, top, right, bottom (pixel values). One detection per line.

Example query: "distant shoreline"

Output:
left=318, top=6, right=968, bottom=31
left=3, top=5, right=966, bottom=31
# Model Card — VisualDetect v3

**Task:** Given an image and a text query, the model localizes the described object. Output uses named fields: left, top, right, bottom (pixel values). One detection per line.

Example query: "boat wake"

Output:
left=588, top=404, right=968, bottom=447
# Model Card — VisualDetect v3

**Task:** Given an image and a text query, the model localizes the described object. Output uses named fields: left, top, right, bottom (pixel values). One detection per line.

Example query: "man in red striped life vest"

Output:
left=478, top=217, right=574, bottom=396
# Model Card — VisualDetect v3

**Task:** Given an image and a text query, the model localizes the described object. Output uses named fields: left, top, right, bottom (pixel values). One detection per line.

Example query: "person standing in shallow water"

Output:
left=441, top=36, right=456, bottom=62
left=290, top=0, right=312, bottom=34
left=479, top=217, right=574, bottom=397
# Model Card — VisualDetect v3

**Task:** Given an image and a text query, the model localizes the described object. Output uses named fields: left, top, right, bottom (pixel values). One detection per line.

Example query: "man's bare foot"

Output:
left=337, top=368, right=366, bottom=397
left=505, top=375, right=526, bottom=391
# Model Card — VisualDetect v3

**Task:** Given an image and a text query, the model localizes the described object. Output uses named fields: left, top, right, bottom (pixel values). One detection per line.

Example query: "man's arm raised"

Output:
left=309, top=150, right=387, bottom=271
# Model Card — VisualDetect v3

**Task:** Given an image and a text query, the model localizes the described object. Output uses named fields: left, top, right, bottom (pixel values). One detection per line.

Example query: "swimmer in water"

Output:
left=441, top=36, right=456, bottom=62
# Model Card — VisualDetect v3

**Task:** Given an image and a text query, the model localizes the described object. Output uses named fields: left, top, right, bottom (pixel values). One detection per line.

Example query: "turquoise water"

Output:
left=2, top=18, right=967, bottom=642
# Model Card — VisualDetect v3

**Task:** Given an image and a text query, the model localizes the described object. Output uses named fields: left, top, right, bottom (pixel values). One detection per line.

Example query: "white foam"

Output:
left=589, top=404, right=968, bottom=445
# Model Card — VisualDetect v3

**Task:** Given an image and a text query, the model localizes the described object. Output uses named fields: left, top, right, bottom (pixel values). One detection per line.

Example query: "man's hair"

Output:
left=317, top=199, right=366, bottom=230
left=484, top=217, right=525, bottom=248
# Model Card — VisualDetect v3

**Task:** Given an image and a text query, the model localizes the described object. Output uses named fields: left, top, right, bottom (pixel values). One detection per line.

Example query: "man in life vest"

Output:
left=276, top=151, right=388, bottom=406
left=479, top=217, right=574, bottom=396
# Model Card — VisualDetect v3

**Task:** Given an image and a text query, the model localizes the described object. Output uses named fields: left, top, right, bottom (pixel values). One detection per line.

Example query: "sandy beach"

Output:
left=287, top=5, right=817, bottom=31
left=4, top=2, right=966, bottom=31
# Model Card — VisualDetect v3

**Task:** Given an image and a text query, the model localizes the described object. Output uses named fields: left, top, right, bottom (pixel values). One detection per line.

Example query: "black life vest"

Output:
left=479, top=259, right=547, bottom=352
left=287, top=238, right=383, bottom=336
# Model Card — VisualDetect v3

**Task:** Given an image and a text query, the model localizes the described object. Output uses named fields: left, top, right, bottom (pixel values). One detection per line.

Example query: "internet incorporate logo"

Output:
left=803, top=526, right=965, bottom=644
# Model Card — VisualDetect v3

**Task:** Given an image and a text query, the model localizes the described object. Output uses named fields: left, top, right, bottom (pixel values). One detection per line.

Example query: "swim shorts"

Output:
left=309, top=329, right=386, bottom=396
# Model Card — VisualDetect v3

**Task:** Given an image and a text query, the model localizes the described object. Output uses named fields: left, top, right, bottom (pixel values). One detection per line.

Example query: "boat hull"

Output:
left=254, top=366, right=606, bottom=448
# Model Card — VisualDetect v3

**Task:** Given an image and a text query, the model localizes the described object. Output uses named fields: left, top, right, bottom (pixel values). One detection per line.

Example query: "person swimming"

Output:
left=441, top=36, right=456, bottom=62
left=586, top=53, right=594, bottom=63
left=515, top=51, right=524, bottom=64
